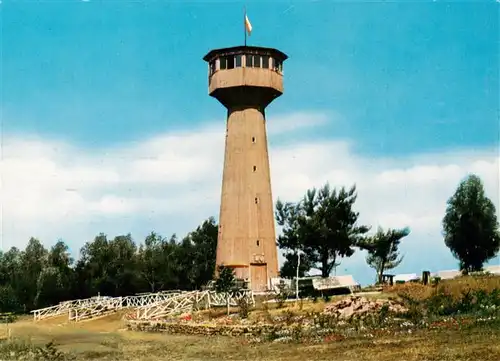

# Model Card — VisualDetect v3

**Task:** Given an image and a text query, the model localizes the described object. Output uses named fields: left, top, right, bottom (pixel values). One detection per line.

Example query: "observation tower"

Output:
left=203, top=45, right=288, bottom=292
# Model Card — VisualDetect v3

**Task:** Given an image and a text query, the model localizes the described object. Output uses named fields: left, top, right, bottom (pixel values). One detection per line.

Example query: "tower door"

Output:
left=250, top=264, right=268, bottom=292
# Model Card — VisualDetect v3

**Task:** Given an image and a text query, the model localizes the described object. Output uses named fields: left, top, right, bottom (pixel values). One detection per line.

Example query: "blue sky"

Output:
left=1, top=0, right=499, bottom=286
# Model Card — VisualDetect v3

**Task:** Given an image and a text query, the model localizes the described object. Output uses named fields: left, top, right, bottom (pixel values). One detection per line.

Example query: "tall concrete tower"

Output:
left=203, top=46, right=288, bottom=292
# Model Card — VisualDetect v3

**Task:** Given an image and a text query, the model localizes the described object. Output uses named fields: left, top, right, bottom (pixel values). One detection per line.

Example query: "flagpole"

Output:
left=244, top=6, right=247, bottom=46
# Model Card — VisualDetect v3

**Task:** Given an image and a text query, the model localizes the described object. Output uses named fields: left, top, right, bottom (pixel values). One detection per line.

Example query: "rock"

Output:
left=273, top=336, right=293, bottom=343
left=323, top=296, right=407, bottom=319
left=125, top=319, right=285, bottom=337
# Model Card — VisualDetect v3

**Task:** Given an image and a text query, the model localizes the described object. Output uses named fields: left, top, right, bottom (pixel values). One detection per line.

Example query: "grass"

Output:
left=1, top=275, right=499, bottom=360
left=385, top=274, right=500, bottom=301
left=1, top=315, right=499, bottom=361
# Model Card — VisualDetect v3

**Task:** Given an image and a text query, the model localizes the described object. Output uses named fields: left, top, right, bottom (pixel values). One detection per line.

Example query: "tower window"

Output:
left=271, top=58, right=283, bottom=73
left=254, top=55, right=261, bottom=67
left=227, top=55, right=235, bottom=69
left=220, top=57, right=228, bottom=70
left=256, top=240, right=260, bottom=246
left=262, top=55, right=269, bottom=69
left=274, top=59, right=283, bottom=73
left=253, top=165, right=257, bottom=172
left=235, top=54, right=242, bottom=67
left=251, top=136, right=256, bottom=143
left=246, top=54, right=261, bottom=68
left=255, top=197, right=259, bottom=204
left=245, top=54, right=253, bottom=67
left=209, top=61, right=216, bottom=75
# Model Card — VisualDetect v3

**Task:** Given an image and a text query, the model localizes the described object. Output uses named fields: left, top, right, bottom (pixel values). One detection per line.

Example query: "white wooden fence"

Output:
left=31, top=289, right=254, bottom=323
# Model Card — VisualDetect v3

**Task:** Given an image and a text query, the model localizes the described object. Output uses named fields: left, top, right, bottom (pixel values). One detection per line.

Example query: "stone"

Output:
left=323, top=296, right=407, bottom=319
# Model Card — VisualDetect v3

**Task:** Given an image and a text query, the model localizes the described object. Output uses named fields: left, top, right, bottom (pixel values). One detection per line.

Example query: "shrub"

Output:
left=262, top=328, right=280, bottom=342
left=237, top=297, right=251, bottom=319
left=389, top=275, right=500, bottom=304
left=431, top=277, right=441, bottom=286
left=275, top=283, right=291, bottom=308
left=311, top=311, right=337, bottom=329
left=282, top=309, right=296, bottom=326
left=0, top=340, right=73, bottom=361
left=291, top=323, right=304, bottom=342
left=259, top=297, right=274, bottom=324
left=435, top=275, right=500, bottom=300
left=391, top=283, right=435, bottom=301
left=0, top=313, right=17, bottom=324
left=397, top=282, right=500, bottom=319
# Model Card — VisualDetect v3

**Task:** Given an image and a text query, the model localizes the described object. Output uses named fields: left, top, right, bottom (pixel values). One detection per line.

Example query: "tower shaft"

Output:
left=203, top=45, right=287, bottom=292
left=217, top=107, right=278, bottom=291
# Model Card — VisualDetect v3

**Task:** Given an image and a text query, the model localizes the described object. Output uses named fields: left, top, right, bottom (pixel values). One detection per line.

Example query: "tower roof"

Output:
left=203, top=45, right=288, bottom=63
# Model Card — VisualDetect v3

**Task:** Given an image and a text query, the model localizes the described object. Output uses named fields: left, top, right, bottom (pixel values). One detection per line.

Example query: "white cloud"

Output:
left=266, top=111, right=332, bottom=134
left=1, top=111, right=498, bottom=284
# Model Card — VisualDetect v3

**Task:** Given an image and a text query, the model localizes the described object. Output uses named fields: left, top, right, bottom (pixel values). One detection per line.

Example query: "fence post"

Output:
left=422, top=271, right=430, bottom=285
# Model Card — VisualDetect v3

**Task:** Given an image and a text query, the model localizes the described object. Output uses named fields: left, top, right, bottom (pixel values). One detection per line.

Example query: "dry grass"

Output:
left=2, top=276, right=499, bottom=360
left=437, top=275, right=500, bottom=297
left=385, top=275, right=500, bottom=301
left=385, top=282, right=436, bottom=301
left=194, top=296, right=328, bottom=322
left=1, top=315, right=499, bottom=361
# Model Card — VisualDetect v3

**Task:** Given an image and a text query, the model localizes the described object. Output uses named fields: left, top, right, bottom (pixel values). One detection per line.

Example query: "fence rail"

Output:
left=130, top=289, right=254, bottom=321
left=68, top=296, right=124, bottom=322
left=30, top=289, right=255, bottom=323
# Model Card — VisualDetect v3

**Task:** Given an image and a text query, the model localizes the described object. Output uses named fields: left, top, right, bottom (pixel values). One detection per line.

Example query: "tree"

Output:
left=173, top=237, right=196, bottom=290
left=214, top=265, right=236, bottom=315
left=34, top=267, right=64, bottom=308
left=75, top=233, right=114, bottom=297
left=276, top=183, right=369, bottom=277
left=0, top=220, right=220, bottom=310
left=46, top=240, right=74, bottom=303
left=0, top=248, right=22, bottom=302
left=0, top=285, right=19, bottom=313
left=279, top=252, right=312, bottom=279
left=358, top=227, right=410, bottom=284
left=183, top=217, right=218, bottom=289
left=137, top=232, right=168, bottom=292
left=108, top=234, right=139, bottom=296
left=442, top=174, right=500, bottom=274
left=19, top=238, right=48, bottom=310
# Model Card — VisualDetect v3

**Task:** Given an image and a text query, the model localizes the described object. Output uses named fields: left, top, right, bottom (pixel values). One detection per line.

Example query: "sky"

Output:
left=0, top=0, right=499, bottom=286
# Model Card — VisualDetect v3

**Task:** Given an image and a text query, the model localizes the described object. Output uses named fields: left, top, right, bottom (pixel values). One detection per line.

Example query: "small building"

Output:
left=293, top=275, right=360, bottom=297
left=485, top=265, right=500, bottom=275
left=393, top=273, right=420, bottom=283
left=432, top=269, right=461, bottom=280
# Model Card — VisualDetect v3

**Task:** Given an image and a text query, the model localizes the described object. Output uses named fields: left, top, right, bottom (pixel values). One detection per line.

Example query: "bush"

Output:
left=435, top=275, right=500, bottom=300
left=389, top=283, right=435, bottom=301
left=237, top=297, right=251, bottom=319
left=0, top=313, right=17, bottom=324
left=398, top=285, right=500, bottom=319
left=282, top=309, right=296, bottom=326
left=389, top=275, right=500, bottom=303
left=275, top=283, right=292, bottom=308
left=0, top=340, right=73, bottom=361
left=311, top=312, right=337, bottom=329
